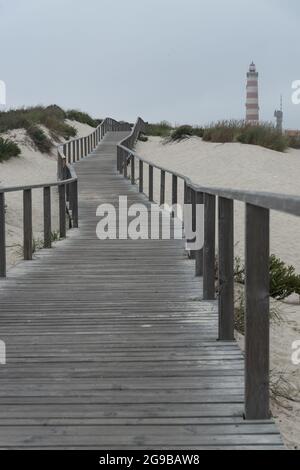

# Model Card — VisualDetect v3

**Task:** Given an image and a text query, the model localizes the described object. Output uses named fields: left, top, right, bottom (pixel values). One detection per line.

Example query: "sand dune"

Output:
left=0, top=121, right=94, bottom=268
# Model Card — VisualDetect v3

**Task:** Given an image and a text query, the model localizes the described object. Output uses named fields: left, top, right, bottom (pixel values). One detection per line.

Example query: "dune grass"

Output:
left=170, top=125, right=204, bottom=141
left=0, top=105, right=77, bottom=152
left=66, top=109, right=100, bottom=128
left=0, top=137, right=21, bottom=162
left=146, top=121, right=173, bottom=137
left=202, top=120, right=289, bottom=152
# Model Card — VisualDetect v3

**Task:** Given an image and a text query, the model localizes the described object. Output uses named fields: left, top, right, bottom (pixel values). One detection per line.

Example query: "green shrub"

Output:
left=192, top=126, right=204, bottom=138
left=42, top=116, right=76, bottom=141
left=66, top=109, right=99, bottom=128
left=171, top=125, right=194, bottom=141
left=170, top=125, right=205, bottom=142
left=234, top=254, right=300, bottom=300
left=269, top=254, right=300, bottom=300
left=0, top=137, right=21, bottom=162
left=0, top=105, right=77, bottom=142
left=26, top=125, right=52, bottom=153
left=138, top=134, right=148, bottom=142
left=146, top=121, right=173, bottom=137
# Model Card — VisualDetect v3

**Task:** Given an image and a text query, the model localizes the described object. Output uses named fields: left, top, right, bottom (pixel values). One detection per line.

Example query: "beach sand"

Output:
left=136, top=136, right=300, bottom=449
left=0, top=121, right=94, bottom=268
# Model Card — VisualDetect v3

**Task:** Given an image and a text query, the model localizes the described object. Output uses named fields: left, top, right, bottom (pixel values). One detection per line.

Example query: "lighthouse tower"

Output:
left=246, top=62, right=259, bottom=123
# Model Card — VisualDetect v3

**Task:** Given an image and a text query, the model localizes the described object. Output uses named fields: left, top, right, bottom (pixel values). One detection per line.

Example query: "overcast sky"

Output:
left=0, top=0, right=299, bottom=127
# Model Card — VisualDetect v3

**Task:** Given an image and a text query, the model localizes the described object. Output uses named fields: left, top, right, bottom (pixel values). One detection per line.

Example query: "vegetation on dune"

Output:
left=146, top=121, right=173, bottom=137
left=0, top=105, right=77, bottom=153
left=234, top=254, right=300, bottom=300
left=26, top=125, right=53, bottom=153
left=66, top=109, right=100, bottom=128
left=170, top=125, right=204, bottom=142
left=0, top=137, right=21, bottom=162
left=202, top=120, right=289, bottom=152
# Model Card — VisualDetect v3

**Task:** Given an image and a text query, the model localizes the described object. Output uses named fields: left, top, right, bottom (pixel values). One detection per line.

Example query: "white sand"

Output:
left=136, top=136, right=300, bottom=449
left=0, top=121, right=94, bottom=268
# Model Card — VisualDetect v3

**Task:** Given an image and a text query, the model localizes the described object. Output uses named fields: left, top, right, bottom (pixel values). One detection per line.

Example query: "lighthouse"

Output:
left=246, top=62, right=259, bottom=123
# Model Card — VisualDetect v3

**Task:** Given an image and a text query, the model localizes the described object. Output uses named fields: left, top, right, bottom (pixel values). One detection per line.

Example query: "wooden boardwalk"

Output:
left=0, top=132, right=283, bottom=449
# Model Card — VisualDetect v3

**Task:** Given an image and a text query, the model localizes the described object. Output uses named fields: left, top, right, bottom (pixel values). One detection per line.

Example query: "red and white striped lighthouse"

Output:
left=246, top=62, right=259, bottom=123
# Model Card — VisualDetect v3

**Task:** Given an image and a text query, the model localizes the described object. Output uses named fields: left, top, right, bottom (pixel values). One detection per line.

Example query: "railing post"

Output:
left=72, top=181, right=79, bottom=228
left=124, top=152, right=128, bottom=178
left=80, top=139, right=84, bottom=159
left=139, top=161, right=143, bottom=193
left=84, top=137, right=87, bottom=157
left=23, top=189, right=33, bottom=260
left=0, top=192, right=6, bottom=278
left=43, top=186, right=51, bottom=249
left=149, top=165, right=153, bottom=202
left=59, top=184, right=66, bottom=238
left=218, top=197, right=234, bottom=340
left=131, top=155, right=135, bottom=185
left=245, top=203, right=270, bottom=420
left=203, top=193, right=216, bottom=300
left=172, top=175, right=178, bottom=219
left=195, top=191, right=204, bottom=277
left=190, top=188, right=196, bottom=259
left=172, top=175, right=178, bottom=206
left=68, top=142, right=71, bottom=163
left=76, top=140, right=80, bottom=161
left=72, top=140, right=76, bottom=163
left=117, top=147, right=120, bottom=173
left=160, top=170, right=165, bottom=206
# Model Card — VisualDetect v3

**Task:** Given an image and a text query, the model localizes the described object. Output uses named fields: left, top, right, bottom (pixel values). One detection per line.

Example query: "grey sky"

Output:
left=0, top=0, right=299, bottom=127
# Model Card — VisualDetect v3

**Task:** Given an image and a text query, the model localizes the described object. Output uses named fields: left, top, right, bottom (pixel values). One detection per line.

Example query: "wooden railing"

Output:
left=118, top=117, right=300, bottom=421
left=0, top=117, right=131, bottom=278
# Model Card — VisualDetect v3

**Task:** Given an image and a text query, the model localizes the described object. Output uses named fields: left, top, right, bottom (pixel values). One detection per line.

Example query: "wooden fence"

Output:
left=117, top=117, right=300, bottom=421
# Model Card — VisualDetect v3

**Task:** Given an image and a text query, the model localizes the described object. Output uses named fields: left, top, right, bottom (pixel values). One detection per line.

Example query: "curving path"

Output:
left=0, top=131, right=283, bottom=449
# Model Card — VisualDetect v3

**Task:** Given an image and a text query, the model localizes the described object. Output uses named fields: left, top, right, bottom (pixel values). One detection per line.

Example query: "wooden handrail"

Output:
left=0, top=117, right=131, bottom=278
left=118, top=117, right=300, bottom=421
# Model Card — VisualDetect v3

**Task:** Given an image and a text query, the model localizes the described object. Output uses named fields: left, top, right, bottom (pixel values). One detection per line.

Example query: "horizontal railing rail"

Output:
left=118, top=117, right=300, bottom=422
left=0, top=117, right=131, bottom=278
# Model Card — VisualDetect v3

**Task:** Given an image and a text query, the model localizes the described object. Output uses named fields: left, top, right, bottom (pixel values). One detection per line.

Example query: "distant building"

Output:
left=246, top=62, right=259, bottom=123
left=274, top=96, right=283, bottom=134
left=285, top=130, right=300, bottom=138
